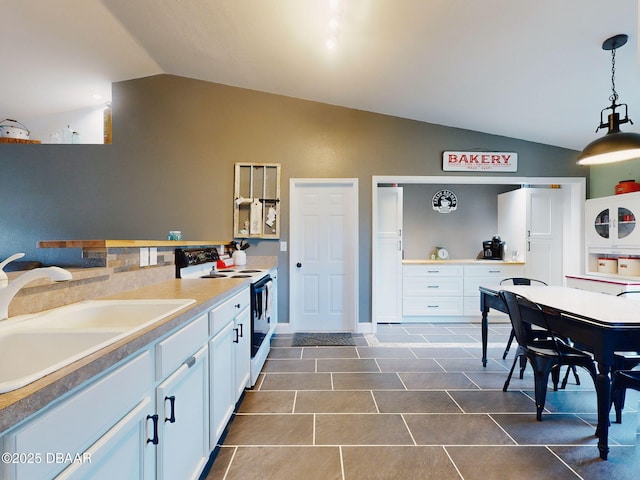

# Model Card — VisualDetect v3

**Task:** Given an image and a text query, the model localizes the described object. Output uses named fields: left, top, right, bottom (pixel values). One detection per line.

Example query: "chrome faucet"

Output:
left=0, top=253, right=72, bottom=321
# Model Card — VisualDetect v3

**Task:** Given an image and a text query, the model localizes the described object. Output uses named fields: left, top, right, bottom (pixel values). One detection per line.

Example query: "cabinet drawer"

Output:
left=403, top=264, right=463, bottom=277
left=209, top=289, right=250, bottom=336
left=403, top=276, right=463, bottom=296
left=403, top=297, right=463, bottom=316
left=156, top=313, right=208, bottom=379
left=463, top=264, right=525, bottom=277
left=2, top=350, right=152, bottom=480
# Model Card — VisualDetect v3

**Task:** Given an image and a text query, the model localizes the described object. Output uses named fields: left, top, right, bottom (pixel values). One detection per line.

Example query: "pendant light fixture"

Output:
left=577, top=34, right=640, bottom=165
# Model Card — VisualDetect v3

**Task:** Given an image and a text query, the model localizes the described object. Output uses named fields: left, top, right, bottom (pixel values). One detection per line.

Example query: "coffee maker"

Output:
left=482, top=235, right=505, bottom=260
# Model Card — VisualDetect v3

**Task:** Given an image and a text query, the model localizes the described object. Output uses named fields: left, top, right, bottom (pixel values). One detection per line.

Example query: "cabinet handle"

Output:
left=427, top=270, right=439, bottom=273
left=398, top=240, right=402, bottom=251
left=233, top=328, right=239, bottom=343
left=184, top=356, right=196, bottom=368
left=427, top=305, right=439, bottom=308
left=489, top=270, right=501, bottom=273
left=427, top=285, right=439, bottom=288
left=238, top=323, right=244, bottom=337
left=146, top=414, right=159, bottom=444
left=165, top=396, right=176, bottom=423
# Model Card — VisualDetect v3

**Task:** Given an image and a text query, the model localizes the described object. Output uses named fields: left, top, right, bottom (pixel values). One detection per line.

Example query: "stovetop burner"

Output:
left=176, top=247, right=270, bottom=283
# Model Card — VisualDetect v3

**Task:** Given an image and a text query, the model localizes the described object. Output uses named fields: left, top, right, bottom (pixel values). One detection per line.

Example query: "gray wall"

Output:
left=0, top=74, right=586, bottom=324
left=402, top=184, right=517, bottom=260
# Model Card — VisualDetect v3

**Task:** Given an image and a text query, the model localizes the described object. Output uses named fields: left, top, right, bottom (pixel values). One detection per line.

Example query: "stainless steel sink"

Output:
left=0, top=298, right=196, bottom=393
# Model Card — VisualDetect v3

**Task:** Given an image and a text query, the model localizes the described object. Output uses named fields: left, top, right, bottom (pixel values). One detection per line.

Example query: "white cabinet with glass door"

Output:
left=585, top=192, right=640, bottom=248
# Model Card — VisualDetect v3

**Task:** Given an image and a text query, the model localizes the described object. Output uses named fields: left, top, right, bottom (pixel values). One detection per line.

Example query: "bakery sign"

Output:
left=442, top=151, right=518, bottom=172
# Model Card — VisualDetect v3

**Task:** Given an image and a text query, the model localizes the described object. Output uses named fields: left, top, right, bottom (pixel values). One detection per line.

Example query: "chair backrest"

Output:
left=499, top=291, right=533, bottom=348
left=617, top=291, right=640, bottom=297
left=500, top=277, right=548, bottom=286
left=499, top=290, right=560, bottom=352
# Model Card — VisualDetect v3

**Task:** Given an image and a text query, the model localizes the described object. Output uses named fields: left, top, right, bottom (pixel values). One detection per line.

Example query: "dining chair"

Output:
left=499, top=278, right=548, bottom=360
left=499, top=290, right=598, bottom=420
left=611, top=370, right=640, bottom=424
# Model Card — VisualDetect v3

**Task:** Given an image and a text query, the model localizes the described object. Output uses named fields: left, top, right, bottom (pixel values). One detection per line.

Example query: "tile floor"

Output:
left=205, top=322, right=640, bottom=480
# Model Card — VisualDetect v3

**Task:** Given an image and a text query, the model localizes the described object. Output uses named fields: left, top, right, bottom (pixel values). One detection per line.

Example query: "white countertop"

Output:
left=485, top=285, right=640, bottom=326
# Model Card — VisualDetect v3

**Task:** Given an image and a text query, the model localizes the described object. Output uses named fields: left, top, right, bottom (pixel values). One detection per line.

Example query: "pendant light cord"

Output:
left=610, top=47, right=619, bottom=103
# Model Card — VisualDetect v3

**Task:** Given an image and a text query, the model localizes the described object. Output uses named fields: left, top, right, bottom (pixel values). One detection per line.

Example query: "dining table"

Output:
left=479, top=284, right=640, bottom=460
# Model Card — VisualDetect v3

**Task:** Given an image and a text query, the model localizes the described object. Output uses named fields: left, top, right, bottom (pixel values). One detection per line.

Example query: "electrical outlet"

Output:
left=139, top=247, right=149, bottom=267
left=149, top=247, right=158, bottom=266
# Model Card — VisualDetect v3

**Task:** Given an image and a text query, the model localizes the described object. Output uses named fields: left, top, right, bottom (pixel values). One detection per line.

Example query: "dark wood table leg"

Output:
left=595, top=361, right=611, bottom=460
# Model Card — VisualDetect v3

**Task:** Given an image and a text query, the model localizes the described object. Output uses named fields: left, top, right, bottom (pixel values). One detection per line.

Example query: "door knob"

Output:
left=296, top=262, right=302, bottom=268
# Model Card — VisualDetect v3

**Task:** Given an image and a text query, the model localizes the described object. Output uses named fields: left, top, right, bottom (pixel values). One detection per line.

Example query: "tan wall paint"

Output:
left=0, top=74, right=585, bottom=323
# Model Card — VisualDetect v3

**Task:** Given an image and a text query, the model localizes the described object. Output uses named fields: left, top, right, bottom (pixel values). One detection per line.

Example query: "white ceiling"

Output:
left=2, top=0, right=639, bottom=151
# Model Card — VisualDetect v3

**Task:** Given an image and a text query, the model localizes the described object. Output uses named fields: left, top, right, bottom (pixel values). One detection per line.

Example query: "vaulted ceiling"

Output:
left=2, top=0, right=638, bottom=151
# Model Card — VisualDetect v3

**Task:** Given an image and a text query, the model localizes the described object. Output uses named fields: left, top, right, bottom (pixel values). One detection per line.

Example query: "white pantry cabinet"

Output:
left=498, top=187, right=563, bottom=285
left=374, top=186, right=403, bottom=323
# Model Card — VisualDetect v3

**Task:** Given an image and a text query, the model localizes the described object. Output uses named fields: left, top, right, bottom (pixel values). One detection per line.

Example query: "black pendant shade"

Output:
left=577, top=34, right=640, bottom=165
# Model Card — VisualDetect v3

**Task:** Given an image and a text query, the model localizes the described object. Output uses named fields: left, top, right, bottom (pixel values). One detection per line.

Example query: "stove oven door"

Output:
left=250, top=275, right=272, bottom=357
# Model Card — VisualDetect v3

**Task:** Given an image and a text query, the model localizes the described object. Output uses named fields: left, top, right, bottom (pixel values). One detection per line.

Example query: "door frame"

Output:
left=288, top=178, right=359, bottom=333
left=371, top=175, right=586, bottom=332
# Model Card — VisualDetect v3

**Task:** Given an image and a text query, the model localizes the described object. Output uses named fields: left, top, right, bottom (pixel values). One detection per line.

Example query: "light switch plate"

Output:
left=139, top=247, right=149, bottom=267
left=149, top=247, right=158, bottom=266
left=280, top=241, right=287, bottom=252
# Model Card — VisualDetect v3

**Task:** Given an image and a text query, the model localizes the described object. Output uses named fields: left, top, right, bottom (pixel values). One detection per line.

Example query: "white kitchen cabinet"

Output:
left=402, top=262, right=525, bottom=322
left=208, top=288, right=251, bottom=449
left=233, top=301, right=251, bottom=400
left=156, top=345, right=209, bottom=480
left=0, top=285, right=256, bottom=480
left=498, top=187, right=563, bottom=285
left=208, top=321, right=234, bottom=449
left=56, top=397, right=155, bottom=480
left=0, top=350, right=154, bottom=480
left=565, top=275, right=640, bottom=295
left=585, top=192, right=640, bottom=249
left=402, top=264, right=464, bottom=318
left=374, top=186, right=403, bottom=323
left=463, top=263, right=525, bottom=317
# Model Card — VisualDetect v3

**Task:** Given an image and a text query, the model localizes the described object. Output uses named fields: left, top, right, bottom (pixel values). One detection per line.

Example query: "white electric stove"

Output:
left=175, top=247, right=274, bottom=386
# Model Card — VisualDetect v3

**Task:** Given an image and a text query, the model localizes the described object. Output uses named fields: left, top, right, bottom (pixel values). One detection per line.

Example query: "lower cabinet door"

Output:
left=233, top=306, right=251, bottom=400
left=209, top=321, right=235, bottom=450
left=156, top=345, right=209, bottom=480
left=56, top=397, right=155, bottom=480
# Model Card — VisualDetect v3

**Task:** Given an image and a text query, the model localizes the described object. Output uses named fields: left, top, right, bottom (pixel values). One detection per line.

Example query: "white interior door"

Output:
left=290, top=179, right=358, bottom=332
